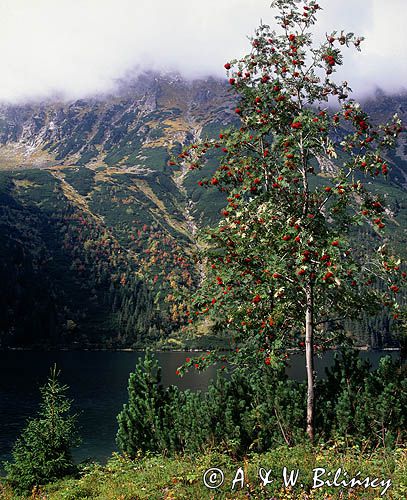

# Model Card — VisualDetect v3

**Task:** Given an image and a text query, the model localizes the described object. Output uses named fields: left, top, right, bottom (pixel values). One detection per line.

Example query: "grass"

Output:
left=1, top=445, right=406, bottom=499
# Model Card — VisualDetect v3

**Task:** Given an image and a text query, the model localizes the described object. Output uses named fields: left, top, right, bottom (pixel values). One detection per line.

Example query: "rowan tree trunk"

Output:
left=305, top=282, right=315, bottom=442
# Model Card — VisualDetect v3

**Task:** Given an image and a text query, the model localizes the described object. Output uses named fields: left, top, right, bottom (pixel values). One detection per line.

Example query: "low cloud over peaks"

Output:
left=0, top=0, right=406, bottom=103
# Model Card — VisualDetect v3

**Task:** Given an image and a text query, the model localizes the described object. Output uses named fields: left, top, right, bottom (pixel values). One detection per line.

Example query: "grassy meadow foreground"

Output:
left=1, top=351, right=405, bottom=499
left=1, top=446, right=406, bottom=499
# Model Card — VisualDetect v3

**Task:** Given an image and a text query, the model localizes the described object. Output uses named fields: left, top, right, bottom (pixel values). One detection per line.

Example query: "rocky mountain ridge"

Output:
left=0, top=73, right=406, bottom=349
left=0, top=73, right=234, bottom=170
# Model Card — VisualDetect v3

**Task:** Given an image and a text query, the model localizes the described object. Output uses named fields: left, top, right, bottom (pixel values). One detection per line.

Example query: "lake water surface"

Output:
left=0, top=350, right=400, bottom=468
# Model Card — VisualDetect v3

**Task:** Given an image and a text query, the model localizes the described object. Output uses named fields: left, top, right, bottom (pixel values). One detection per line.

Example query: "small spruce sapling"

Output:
left=3, top=365, right=80, bottom=494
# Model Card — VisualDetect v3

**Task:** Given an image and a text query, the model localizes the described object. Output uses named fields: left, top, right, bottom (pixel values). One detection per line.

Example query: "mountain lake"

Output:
left=0, top=349, right=400, bottom=469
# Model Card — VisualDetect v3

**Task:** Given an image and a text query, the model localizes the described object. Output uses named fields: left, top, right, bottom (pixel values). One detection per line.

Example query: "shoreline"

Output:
left=0, top=346, right=401, bottom=353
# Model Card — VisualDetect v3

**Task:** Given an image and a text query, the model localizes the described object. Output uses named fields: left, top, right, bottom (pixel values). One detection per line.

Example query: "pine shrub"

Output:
left=316, top=350, right=406, bottom=447
left=116, top=351, right=406, bottom=458
left=116, top=351, right=167, bottom=456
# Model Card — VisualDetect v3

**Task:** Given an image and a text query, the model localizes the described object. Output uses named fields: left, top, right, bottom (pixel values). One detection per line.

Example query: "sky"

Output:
left=0, top=0, right=406, bottom=103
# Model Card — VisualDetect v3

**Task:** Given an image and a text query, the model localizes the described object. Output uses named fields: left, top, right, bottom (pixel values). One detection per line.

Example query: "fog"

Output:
left=0, top=0, right=405, bottom=103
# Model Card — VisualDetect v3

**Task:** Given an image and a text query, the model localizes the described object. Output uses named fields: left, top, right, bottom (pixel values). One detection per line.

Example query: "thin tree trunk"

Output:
left=305, top=283, right=315, bottom=442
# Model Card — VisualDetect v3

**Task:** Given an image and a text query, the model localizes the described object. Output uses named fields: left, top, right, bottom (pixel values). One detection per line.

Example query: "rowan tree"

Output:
left=175, top=0, right=404, bottom=441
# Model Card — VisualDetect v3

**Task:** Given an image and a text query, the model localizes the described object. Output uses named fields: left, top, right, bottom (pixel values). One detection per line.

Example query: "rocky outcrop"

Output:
left=0, top=72, right=233, bottom=170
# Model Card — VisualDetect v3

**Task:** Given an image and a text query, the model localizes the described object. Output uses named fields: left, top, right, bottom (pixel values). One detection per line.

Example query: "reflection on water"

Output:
left=0, top=349, right=400, bottom=466
left=286, top=350, right=400, bottom=381
left=0, top=351, right=217, bottom=466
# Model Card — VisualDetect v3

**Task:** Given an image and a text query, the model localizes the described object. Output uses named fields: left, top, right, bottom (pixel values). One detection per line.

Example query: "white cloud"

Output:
left=0, top=0, right=405, bottom=103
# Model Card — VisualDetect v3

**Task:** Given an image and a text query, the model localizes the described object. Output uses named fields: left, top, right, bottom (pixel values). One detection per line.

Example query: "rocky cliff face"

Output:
left=0, top=73, right=405, bottom=349
left=1, top=75, right=406, bottom=188
left=0, top=72, right=234, bottom=170
left=360, top=91, right=407, bottom=188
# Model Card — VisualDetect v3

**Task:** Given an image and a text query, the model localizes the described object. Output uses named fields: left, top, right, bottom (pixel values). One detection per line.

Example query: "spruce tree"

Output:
left=3, top=365, right=80, bottom=495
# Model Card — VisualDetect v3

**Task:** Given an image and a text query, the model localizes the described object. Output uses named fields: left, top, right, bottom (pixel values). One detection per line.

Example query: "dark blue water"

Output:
left=0, top=350, right=400, bottom=468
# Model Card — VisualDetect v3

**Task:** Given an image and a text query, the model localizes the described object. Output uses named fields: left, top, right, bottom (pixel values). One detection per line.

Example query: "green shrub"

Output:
left=205, top=371, right=255, bottom=456
left=160, top=386, right=209, bottom=454
left=316, top=349, right=406, bottom=447
left=248, top=366, right=306, bottom=450
left=3, top=365, right=80, bottom=494
left=116, top=351, right=167, bottom=456
left=117, top=351, right=406, bottom=458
